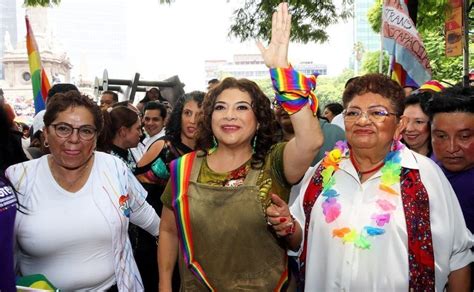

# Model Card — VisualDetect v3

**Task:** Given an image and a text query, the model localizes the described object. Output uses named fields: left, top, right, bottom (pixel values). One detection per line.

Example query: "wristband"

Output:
left=286, top=215, right=296, bottom=236
left=270, top=65, right=319, bottom=116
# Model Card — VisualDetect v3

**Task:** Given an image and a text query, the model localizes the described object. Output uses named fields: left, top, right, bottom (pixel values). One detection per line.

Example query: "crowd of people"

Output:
left=0, top=2, right=473, bottom=291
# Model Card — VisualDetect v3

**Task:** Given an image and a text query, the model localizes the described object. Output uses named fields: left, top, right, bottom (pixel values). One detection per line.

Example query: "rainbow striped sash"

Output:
left=170, top=152, right=216, bottom=291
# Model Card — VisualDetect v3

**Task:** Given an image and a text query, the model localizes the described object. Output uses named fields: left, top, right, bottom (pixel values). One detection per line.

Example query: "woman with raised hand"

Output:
left=158, top=2, right=323, bottom=290
left=267, top=74, right=473, bottom=291
left=7, top=91, right=159, bottom=291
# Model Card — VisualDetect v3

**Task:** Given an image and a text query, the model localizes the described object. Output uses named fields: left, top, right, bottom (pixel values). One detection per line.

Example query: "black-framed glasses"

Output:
left=343, top=107, right=397, bottom=123
left=49, top=122, right=97, bottom=141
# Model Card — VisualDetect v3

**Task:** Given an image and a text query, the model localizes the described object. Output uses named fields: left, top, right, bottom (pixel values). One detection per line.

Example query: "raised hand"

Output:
left=266, top=193, right=295, bottom=237
left=257, top=2, right=291, bottom=69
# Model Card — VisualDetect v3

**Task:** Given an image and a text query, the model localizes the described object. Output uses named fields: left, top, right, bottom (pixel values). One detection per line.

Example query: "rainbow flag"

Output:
left=26, top=15, right=51, bottom=113
left=382, top=0, right=431, bottom=88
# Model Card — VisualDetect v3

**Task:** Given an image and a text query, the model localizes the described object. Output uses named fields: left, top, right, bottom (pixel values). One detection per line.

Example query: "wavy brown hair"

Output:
left=195, top=77, right=276, bottom=169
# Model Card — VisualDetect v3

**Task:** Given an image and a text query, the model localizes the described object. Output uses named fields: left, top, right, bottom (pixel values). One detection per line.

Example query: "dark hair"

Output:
left=44, top=90, right=104, bottom=134
left=140, top=87, right=163, bottom=104
left=426, top=85, right=474, bottom=120
left=0, top=106, right=27, bottom=170
left=195, top=77, right=276, bottom=169
left=47, top=83, right=79, bottom=98
left=345, top=76, right=360, bottom=88
left=112, top=101, right=131, bottom=108
left=18, top=122, right=29, bottom=132
left=166, top=91, right=205, bottom=142
left=342, top=73, right=405, bottom=117
left=102, top=90, right=119, bottom=102
left=144, top=101, right=167, bottom=119
left=403, top=91, right=433, bottom=154
left=99, top=106, right=140, bottom=152
left=404, top=91, right=432, bottom=115
left=324, top=102, right=344, bottom=116
left=208, top=78, right=219, bottom=85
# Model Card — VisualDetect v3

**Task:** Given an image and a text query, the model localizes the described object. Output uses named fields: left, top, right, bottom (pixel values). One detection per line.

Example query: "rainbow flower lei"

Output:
left=319, top=140, right=404, bottom=249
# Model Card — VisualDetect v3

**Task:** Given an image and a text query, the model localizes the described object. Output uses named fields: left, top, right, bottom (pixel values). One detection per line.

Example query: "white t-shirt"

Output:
left=143, top=128, right=165, bottom=152
left=15, top=162, right=115, bottom=290
left=331, top=113, right=345, bottom=131
left=291, top=147, right=474, bottom=291
left=7, top=152, right=160, bottom=291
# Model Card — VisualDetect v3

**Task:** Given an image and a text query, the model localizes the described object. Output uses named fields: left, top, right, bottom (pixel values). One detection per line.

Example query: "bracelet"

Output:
left=285, top=215, right=296, bottom=236
left=270, top=65, right=319, bottom=116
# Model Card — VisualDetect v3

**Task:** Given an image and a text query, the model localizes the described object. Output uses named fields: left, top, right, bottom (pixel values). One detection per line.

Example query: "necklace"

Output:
left=319, top=140, right=403, bottom=249
left=349, top=153, right=385, bottom=180
left=49, top=154, right=94, bottom=191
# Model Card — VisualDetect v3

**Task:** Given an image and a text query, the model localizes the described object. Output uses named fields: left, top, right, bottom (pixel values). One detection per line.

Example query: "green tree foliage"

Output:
left=361, top=51, right=389, bottom=75
left=26, top=0, right=353, bottom=44
left=367, top=0, right=473, bottom=83
left=230, top=0, right=353, bottom=44
left=24, top=0, right=171, bottom=6
left=315, top=69, right=354, bottom=107
left=24, top=0, right=60, bottom=6
left=253, top=78, right=274, bottom=98
left=367, top=0, right=448, bottom=34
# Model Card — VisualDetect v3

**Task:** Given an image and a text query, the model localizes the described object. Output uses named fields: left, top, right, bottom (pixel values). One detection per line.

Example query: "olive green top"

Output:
left=161, top=142, right=291, bottom=210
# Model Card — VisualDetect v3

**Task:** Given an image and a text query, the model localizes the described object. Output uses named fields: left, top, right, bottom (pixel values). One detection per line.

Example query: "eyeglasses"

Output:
left=49, top=123, right=97, bottom=141
left=343, top=107, right=397, bottom=123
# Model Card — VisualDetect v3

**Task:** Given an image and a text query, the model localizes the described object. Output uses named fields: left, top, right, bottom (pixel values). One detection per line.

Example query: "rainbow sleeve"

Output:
left=270, top=66, right=319, bottom=115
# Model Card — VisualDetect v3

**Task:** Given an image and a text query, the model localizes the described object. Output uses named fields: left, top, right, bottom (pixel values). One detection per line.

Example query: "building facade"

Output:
left=1, top=7, right=72, bottom=118
left=352, top=0, right=381, bottom=72
left=0, top=0, right=17, bottom=79
left=354, top=0, right=380, bottom=52
left=205, top=54, right=327, bottom=82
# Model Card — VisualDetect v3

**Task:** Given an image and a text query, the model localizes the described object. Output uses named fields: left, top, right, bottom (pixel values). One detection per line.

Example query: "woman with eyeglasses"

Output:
left=267, top=74, right=473, bottom=291
left=401, top=92, right=433, bottom=156
left=6, top=91, right=159, bottom=291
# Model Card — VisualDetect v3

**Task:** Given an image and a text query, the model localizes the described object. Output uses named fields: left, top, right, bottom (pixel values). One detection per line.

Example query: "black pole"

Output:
left=406, top=0, right=419, bottom=27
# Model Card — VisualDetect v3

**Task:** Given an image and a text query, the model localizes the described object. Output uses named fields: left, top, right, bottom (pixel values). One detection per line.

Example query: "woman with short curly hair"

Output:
left=158, top=3, right=323, bottom=290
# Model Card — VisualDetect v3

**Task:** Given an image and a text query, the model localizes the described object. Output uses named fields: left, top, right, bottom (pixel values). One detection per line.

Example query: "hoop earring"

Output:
left=43, top=141, right=49, bottom=148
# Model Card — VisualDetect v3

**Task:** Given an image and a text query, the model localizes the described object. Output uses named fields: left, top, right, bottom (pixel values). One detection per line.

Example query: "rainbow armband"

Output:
left=270, top=66, right=319, bottom=115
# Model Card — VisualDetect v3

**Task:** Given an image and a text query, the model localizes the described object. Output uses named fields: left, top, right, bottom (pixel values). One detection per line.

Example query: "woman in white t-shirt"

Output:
left=7, top=91, right=159, bottom=291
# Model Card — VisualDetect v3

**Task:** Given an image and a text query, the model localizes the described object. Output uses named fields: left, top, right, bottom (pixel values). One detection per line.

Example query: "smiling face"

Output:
left=402, top=104, right=430, bottom=153
left=211, top=88, right=257, bottom=149
left=44, top=106, right=96, bottom=170
left=344, top=92, right=403, bottom=152
left=180, top=99, right=202, bottom=145
left=431, top=112, right=474, bottom=172
left=143, top=109, right=165, bottom=137
left=100, top=93, right=115, bottom=109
